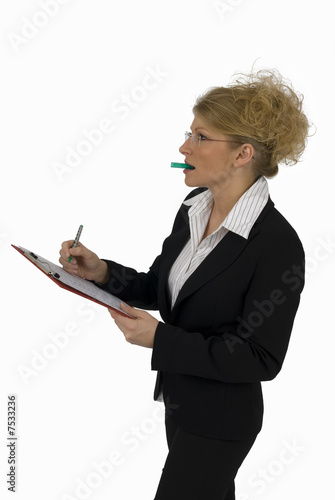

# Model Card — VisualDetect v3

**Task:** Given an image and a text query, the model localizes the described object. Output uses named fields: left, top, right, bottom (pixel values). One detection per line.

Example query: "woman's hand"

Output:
left=109, top=302, right=159, bottom=348
left=59, top=240, right=109, bottom=283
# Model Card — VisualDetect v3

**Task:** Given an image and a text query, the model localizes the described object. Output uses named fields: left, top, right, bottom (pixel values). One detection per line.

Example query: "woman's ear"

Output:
left=234, top=144, right=255, bottom=166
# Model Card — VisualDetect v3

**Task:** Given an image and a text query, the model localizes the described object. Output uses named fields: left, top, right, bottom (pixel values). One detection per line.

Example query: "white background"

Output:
left=1, top=0, right=334, bottom=498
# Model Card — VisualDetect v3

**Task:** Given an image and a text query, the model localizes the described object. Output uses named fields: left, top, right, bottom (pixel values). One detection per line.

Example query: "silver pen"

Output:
left=68, top=225, right=83, bottom=263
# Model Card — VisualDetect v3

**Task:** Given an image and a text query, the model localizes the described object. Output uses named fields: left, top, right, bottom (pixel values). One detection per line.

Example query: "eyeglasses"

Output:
left=184, top=131, right=244, bottom=147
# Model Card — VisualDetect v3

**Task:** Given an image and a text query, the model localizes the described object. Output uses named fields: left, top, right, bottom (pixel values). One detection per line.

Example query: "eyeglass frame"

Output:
left=184, top=131, right=245, bottom=147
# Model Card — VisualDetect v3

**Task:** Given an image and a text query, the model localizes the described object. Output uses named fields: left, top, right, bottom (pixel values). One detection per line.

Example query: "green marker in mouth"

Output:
left=171, top=162, right=195, bottom=170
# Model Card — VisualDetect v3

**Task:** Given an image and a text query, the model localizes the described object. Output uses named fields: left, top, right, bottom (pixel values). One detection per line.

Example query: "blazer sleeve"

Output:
left=97, top=255, right=161, bottom=310
left=97, top=188, right=205, bottom=310
left=151, top=225, right=305, bottom=384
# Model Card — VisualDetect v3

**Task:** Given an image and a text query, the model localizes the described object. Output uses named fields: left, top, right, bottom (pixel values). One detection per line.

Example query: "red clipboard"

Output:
left=11, top=244, right=134, bottom=318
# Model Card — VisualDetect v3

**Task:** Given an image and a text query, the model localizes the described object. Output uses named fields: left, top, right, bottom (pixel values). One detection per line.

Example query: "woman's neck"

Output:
left=209, top=173, right=258, bottom=222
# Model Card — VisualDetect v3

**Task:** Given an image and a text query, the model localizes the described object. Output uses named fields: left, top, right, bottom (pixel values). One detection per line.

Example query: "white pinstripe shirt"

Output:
left=168, top=176, right=269, bottom=309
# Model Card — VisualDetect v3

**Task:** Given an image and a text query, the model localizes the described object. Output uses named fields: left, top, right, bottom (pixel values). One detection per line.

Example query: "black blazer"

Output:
left=102, top=188, right=305, bottom=440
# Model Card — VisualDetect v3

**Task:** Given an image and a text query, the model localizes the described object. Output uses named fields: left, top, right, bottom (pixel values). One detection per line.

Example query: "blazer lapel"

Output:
left=158, top=224, right=190, bottom=318
left=171, top=231, right=249, bottom=312
left=170, top=197, right=275, bottom=314
left=158, top=196, right=275, bottom=319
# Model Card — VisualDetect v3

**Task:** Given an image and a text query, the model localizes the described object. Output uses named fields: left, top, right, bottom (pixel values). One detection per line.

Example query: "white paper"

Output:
left=18, top=246, right=132, bottom=316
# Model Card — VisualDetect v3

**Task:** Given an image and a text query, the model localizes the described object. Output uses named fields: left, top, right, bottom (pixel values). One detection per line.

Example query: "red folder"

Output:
left=11, top=244, right=133, bottom=318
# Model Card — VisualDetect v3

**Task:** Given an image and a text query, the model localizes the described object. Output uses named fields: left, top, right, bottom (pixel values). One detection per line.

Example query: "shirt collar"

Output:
left=183, top=176, right=269, bottom=239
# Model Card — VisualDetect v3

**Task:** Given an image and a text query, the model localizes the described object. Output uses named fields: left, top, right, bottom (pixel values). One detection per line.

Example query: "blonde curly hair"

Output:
left=193, top=69, right=310, bottom=178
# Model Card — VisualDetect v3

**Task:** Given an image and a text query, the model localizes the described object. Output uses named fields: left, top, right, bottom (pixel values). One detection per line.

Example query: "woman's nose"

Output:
left=179, top=138, right=192, bottom=156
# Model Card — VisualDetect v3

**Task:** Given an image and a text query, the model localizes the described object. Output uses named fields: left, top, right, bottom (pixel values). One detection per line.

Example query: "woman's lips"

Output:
left=184, top=162, right=195, bottom=170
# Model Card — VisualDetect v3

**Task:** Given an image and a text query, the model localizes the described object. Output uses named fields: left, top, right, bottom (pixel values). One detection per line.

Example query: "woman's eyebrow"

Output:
left=191, top=126, right=209, bottom=133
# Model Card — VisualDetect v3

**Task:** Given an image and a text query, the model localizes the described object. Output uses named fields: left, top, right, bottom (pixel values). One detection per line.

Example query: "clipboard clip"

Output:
left=24, top=250, right=60, bottom=279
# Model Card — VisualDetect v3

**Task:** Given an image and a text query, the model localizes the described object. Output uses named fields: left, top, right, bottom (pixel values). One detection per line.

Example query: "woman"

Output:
left=59, top=69, right=310, bottom=500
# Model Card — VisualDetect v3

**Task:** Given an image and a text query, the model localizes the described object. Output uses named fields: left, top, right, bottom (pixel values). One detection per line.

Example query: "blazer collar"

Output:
left=159, top=197, right=275, bottom=318
left=171, top=231, right=248, bottom=313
